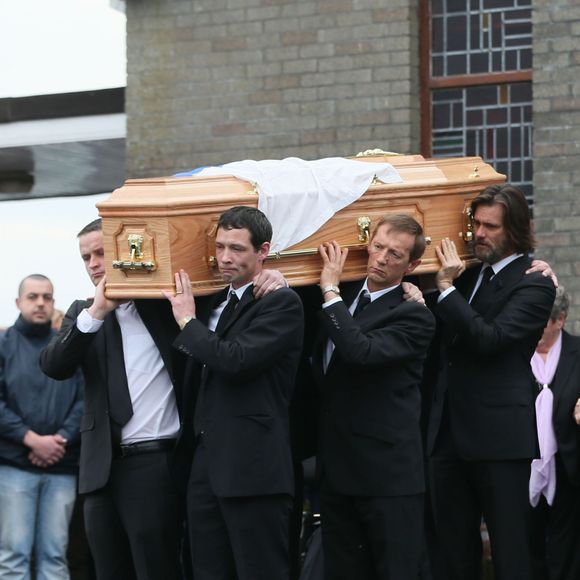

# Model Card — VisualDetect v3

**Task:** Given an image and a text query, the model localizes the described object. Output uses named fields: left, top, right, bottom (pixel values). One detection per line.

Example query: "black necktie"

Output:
left=353, top=291, right=371, bottom=318
left=105, top=315, right=133, bottom=440
left=471, top=266, right=493, bottom=310
left=215, top=292, right=239, bottom=336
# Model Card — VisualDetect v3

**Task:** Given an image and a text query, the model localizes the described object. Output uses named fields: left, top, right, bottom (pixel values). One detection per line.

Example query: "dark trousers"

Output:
left=429, top=454, right=534, bottom=580
left=83, top=450, right=183, bottom=580
left=187, top=441, right=293, bottom=580
left=531, top=455, right=580, bottom=580
left=320, top=489, right=424, bottom=580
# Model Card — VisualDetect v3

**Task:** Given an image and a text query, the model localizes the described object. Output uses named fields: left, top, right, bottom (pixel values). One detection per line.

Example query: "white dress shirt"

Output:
left=77, top=302, right=179, bottom=444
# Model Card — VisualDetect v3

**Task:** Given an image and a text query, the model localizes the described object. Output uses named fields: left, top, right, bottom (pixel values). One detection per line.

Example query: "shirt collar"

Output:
left=361, top=278, right=399, bottom=302
left=485, top=253, right=523, bottom=276
left=229, top=282, right=253, bottom=301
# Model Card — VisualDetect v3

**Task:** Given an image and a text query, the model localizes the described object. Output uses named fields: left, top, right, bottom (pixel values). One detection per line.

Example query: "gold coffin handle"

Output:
left=112, top=233, right=156, bottom=271
left=460, top=206, right=474, bottom=242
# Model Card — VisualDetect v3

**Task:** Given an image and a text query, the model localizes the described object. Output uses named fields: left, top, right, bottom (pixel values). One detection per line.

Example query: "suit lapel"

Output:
left=218, top=285, right=256, bottom=337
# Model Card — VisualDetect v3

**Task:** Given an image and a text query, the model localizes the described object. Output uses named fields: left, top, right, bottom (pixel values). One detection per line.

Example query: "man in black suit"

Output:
left=164, top=206, right=304, bottom=580
left=530, top=287, right=580, bottom=580
left=427, top=184, right=556, bottom=580
left=41, top=219, right=186, bottom=580
left=313, top=214, right=436, bottom=580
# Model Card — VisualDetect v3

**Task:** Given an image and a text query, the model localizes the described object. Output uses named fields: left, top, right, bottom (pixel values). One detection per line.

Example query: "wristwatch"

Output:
left=178, top=315, right=193, bottom=330
left=321, top=284, right=341, bottom=296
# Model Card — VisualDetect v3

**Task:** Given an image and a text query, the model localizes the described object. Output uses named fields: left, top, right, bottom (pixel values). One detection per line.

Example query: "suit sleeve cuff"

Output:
left=322, top=296, right=343, bottom=309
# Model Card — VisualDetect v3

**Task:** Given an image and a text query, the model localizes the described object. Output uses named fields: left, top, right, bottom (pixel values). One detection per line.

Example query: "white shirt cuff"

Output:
left=76, top=309, right=105, bottom=333
left=437, top=286, right=456, bottom=303
left=322, top=296, right=343, bottom=309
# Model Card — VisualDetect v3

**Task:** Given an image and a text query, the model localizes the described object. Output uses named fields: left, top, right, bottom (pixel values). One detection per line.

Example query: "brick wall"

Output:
left=125, top=0, right=420, bottom=177
left=533, top=0, right=580, bottom=332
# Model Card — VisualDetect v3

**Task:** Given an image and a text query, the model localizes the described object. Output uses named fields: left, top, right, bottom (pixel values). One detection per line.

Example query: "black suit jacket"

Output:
left=40, top=299, right=185, bottom=494
left=173, top=286, right=304, bottom=498
left=551, top=330, right=580, bottom=486
left=427, top=256, right=556, bottom=461
left=314, top=281, right=436, bottom=497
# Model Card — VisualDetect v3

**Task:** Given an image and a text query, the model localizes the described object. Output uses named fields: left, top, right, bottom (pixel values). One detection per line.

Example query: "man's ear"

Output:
left=257, top=241, right=270, bottom=262
left=405, top=259, right=421, bottom=276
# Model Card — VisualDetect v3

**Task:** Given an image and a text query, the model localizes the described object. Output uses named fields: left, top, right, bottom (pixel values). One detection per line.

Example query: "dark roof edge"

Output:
left=0, top=87, right=125, bottom=124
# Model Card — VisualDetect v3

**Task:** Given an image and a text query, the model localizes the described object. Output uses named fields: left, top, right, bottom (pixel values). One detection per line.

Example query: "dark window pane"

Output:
left=433, top=88, right=463, bottom=102
left=433, top=104, right=450, bottom=129
left=432, top=56, right=444, bottom=77
left=492, top=51, right=502, bottom=71
left=511, top=127, right=521, bottom=156
left=520, top=48, right=532, bottom=69
left=470, top=53, right=489, bottom=74
left=511, top=161, right=522, bottom=183
left=466, top=85, right=498, bottom=107
left=505, top=50, right=518, bottom=69
left=470, top=15, right=481, bottom=50
left=496, top=127, right=508, bottom=158
left=511, top=83, right=532, bottom=103
left=511, top=107, right=521, bottom=123
left=448, top=53, right=467, bottom=75
left=447, top=0, right=468, bottom=13
left=524, top=160, right=533, bottom=182
left=447, top=16, right=468, bottom=52
left=467, top=109, right=483, bottom=125
left=432, top=0, right=444, bottom=16
left=484, top=0, right=512, bottom=9
left=453, top=103, right=463, bottom=127
left=487, top=108, right=507, bottom=125
left=432, top=17, right=444, bottom=53
left=496, top=161, right=508, bottom=177
left=466, top=130, right=477, bottom=155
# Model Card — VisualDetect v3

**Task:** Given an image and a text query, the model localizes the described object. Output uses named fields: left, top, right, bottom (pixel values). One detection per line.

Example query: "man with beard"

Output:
left=426, top=184, right=556, bottom=580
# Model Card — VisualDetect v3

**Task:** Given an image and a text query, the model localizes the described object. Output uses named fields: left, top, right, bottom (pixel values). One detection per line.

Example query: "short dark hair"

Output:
left=217, top=206, right=272, bottom=251
left=371, top=214, right=427, bottom=261
left=550, top=286, right=570, bottom=322
left=77, top=218, right=102, bottom=238
left=471, top=184, right=535, bottom=254
left=18, top=274, right=52, bottom=297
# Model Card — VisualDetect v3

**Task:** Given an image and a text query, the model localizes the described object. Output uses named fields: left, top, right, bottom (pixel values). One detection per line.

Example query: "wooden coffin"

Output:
left=97, top=153, right=505, bottom=299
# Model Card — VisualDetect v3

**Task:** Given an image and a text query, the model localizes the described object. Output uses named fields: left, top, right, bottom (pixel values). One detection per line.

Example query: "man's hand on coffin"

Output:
left=527, top=260, right=559, bottom=288
left=402, top=282, right=426, bottom=305
left=319, top=241, right=348, bottom=301
left=253, top=269, right=287, bottom=299
left=163, top=270, right=196, bottom=325
left=435, top=237, right=466, bottom=292
left=87, top=276, right=123, bottom=320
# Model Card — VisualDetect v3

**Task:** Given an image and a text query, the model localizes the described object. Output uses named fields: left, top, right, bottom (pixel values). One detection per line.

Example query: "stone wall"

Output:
left=125, top=0, right=420, bottom=177
left=533, top=0, right=580, bottom=332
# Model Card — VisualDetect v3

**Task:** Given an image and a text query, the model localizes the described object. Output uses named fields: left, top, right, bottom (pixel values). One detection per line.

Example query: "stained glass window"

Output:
left=431, top=0, right=532, bottom=78
left=427, top=0, right=533, bottom=200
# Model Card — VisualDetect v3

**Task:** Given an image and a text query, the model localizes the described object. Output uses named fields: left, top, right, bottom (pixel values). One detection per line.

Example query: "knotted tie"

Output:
left=215, top=292, right=239, bottom=336
left=353, top=291, right=371, bottom=318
